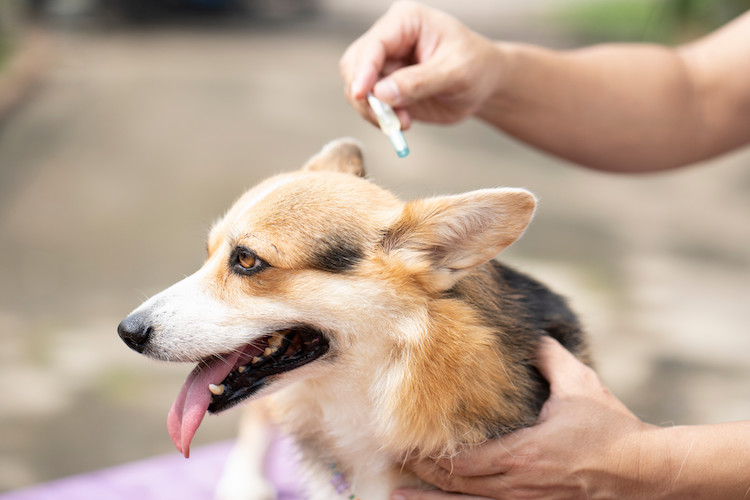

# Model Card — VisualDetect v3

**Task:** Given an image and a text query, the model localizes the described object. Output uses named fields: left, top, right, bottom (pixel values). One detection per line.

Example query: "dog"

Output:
left=117, top=138, right=588, bottom=499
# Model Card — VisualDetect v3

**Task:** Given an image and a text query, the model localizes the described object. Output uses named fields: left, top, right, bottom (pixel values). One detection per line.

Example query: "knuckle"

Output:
left=447, top=460, right=473, bottom=476
left=435, top=473, right=461, bottom=493
left=578, top=364, right=601, bottom=387
left=338, top=49, right=356, bottom=76
left=390, top=0, right=416, bottom=14
left=387, top=0, right=427, bottom=22
left=404, top=72, right=428, bottom=97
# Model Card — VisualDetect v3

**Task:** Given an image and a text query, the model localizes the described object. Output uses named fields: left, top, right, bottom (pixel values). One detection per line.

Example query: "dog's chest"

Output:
left=270, top=381, right=410, bottom=499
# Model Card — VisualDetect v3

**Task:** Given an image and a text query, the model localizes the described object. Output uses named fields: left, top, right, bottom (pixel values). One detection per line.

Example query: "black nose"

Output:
left=117, top=315, right=152, bottom=353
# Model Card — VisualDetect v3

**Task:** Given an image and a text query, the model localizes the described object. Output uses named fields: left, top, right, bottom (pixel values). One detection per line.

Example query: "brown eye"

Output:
left=232, top=247, right=267, bottom=275
left=238, top=249, right=257, bottom=269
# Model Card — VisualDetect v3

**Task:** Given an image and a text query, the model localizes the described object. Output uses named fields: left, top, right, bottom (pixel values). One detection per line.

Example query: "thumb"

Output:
left=373, top=61, right=449, bottom=108
left=535, top=336, right=598, bottom=397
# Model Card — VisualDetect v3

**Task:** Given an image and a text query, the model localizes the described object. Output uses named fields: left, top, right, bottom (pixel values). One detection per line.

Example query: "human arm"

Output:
left=340, top=1, right=750, bottom=172
left=390, top=337, right=750, bottom=500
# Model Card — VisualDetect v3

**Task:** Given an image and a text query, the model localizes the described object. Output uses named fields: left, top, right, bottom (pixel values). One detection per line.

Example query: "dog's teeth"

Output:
left=268, top=335, right=283, bottom=348
left=238, top=365, right=248, bottom=373
left=208, top=384, right=225, bottom=396
left=251, top=356, right=263, bottom=365
left=264, top=346, right=278, bottom=357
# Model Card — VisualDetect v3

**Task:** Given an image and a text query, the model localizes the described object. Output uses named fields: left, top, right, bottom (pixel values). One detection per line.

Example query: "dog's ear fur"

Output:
left=302, top=138, right=366, bottom=177
left=382, top=188, right=536, bottom=292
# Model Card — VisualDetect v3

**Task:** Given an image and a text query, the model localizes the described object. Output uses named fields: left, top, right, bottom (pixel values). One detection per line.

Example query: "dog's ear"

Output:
left=382, top=188, right=536, bottom=292
left=302, top=138, right=366, bottom=177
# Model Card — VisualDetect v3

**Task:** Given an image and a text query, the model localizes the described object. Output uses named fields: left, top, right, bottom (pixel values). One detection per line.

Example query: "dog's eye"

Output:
left=232, top=247, right=267, bottom=275
left=238, top=249, right=258, bottom=269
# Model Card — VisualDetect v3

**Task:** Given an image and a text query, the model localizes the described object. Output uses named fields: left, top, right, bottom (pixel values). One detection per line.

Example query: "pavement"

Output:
left=1, top=2, right=749, bottom=493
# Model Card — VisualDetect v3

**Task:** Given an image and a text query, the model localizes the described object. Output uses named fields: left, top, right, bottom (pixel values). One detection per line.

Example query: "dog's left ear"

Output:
left=302, top=137, right=366, bottom=177
left=383, top=188, right=536, bottom=292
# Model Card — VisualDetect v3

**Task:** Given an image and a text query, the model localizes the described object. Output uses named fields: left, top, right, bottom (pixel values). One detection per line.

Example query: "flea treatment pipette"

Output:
left=367, top=92, right=409, bottom=158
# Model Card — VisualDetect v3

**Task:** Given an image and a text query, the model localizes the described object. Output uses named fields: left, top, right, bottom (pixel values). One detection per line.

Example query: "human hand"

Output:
left=339, top=1, right=504, bottom=130
left=392, top=337, right=667, bottom=500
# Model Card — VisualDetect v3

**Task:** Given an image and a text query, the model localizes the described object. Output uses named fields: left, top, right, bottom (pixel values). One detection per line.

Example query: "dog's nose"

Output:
left=117, top=315, right=152, bottom=352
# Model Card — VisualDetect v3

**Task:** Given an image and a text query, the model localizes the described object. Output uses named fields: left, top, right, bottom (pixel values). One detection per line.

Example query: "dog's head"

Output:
left=117, top=138, right=536, bottom=456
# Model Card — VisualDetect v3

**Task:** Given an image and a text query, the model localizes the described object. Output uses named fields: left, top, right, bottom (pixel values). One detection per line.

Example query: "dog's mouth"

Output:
left=167, top=326, right=329, bottom=457
left=208, top=326, right=329, bottom=413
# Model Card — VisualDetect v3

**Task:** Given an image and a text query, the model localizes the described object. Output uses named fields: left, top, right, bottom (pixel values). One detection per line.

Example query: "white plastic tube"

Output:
left=367, top=93, right=410, bottom=158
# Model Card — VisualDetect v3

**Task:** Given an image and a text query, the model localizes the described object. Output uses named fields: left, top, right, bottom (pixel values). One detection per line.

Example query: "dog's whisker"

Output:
left=134, top=289, right=151, bottom=303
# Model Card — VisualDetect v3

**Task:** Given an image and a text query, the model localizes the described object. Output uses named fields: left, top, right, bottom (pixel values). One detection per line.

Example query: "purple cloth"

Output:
left=1, top=434, right=305, bottom=500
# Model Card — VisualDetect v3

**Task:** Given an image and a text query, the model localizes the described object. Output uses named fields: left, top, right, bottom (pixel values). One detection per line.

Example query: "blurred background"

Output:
left=1, top=0, right=748, bottom=493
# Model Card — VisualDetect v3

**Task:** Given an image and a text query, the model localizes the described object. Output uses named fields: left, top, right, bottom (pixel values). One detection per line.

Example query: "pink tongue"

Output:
left=167, top=351, right=241, bottom=458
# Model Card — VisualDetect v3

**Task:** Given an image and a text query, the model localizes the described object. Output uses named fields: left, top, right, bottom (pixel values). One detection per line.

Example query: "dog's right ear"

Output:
left=382, top=188, right=537, bottom=293
left=302, top=137, right=366, bottom=177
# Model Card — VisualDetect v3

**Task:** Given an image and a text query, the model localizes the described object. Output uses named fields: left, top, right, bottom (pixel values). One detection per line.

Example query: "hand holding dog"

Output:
left=392, top=336, right=660, bottom=500
left=392, top=337, right=750, bottom=500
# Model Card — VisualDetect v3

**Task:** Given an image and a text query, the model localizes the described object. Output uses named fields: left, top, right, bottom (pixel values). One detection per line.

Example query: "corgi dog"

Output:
left=117, top=138, right=588, bottom=499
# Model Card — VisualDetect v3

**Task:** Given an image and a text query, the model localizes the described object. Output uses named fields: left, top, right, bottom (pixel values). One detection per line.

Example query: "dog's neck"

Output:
left=269, top=290, right=528, bottom=462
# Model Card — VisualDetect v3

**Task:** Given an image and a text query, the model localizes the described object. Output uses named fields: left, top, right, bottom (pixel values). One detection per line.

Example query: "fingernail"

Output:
left=351, top=73, right=367, bottom=99
left=374, top=78, right=401, bottom=106
left=391, top=494, right=407, bottom=500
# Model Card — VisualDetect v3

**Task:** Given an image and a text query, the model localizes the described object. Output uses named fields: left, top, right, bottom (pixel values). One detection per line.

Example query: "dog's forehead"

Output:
left=236, top=171, right=396, bottom=220
left=209, top=171, right=399, bottom=265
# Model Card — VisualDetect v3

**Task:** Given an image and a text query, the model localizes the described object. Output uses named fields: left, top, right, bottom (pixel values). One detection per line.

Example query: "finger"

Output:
left=407, top=457, right=504, bottom=499
left=409, top=457, right=475, bottom=493
left=357, top=95, right=379, bottom=127
left=535, top=336, right=599, bottom=396
left=382, top=58, right=408, bottom=78
left=346, top=81, right=411, bottom=130
left=432, top=439, right=519, bottom=477
left=380, top=60, right=414, bottom=130
left=392, top=488, right=490, bottom=500
left=340, top=41, right=379, bottom=104
left=339, top=56, right=379, bottom=127
left=350, top=49, right=385, bottom=100
left=372, top=57, right=450, bottom=109
left=341, top=88, right=377, bottom=127
left=396, top=108, right=412, bottom=131
left=340, top=31, right=387, bottom=102
left=342, top=3, right=423, bottom=100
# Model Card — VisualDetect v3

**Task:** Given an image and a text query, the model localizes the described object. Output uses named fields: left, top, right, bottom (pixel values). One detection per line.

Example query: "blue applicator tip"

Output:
left=388, top=130, right=410, bottom=158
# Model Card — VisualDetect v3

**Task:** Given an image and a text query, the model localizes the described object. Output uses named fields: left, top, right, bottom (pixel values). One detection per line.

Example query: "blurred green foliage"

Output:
left=556, top=0, right=749, bottom=44
left=0, top=41, right=10, bottom=71
left=0, top=0, right=21, bottom=70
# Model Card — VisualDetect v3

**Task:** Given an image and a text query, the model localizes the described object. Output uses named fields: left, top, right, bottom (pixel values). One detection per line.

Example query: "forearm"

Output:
left=654, top=421, right=750, bottom=499
left=480, top=8, right=750, bottom=173
left=480, top=42, right=708, bottom=172
left=583, top=421, right=750, bottom=499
